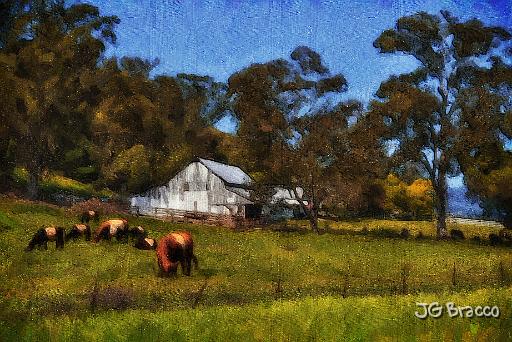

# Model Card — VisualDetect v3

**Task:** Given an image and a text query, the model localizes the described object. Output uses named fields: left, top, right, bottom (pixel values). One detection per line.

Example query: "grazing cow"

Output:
left=81, top=210, right=99, bottom=224
left=489, top=233, right=502, bottom=246
left=499, top=229, right=512, bottom=240
left=134, top=236, right=157, bottom=250
left=26, top=226, right=65, bottom=251
left=499, top=229, right=512, bottom=246
left=130, top=225, right=146, bottom=239
left=156, top=231, right=198, bottom=276
left=66, top=224, right=91, bottom=241
left=93, top=219, right=129, bottom=242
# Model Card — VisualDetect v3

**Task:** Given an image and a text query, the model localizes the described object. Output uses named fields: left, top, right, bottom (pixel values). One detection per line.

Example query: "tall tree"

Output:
left=455, top=58, right=512, bottom=227
left=372, top=11, right=511, bottom=237
left=0, top=1, right=119, bottom=198
left=227, top=46, right=347, bottom=175
left=83, top=58, right=230, bottom=194
left=227, top=46, right=384, bottom=232
left=282, top=103, right=386, bottom=232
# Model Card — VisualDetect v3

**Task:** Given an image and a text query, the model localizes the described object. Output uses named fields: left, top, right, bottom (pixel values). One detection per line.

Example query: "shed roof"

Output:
left=198, top=158, right=252, bottom=187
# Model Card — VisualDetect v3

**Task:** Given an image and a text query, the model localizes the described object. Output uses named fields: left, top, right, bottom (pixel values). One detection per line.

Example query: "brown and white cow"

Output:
left=134, top=236, right=157, bottom=250
left=66, top=223, right=92, bottom=241
left=130, top=225, right=146, bottom=239
left=81, top=210, right=99, bottom=224
left=26, top=226, right=65, bottom=251
left=93, top=219, right=129, bottom=242
left=156, top=231, right=198, bottom=276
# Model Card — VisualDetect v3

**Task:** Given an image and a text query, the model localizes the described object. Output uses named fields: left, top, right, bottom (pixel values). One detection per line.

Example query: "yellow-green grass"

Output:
left=2, top=287, right=511, bottom=341
left=12, top=167, right=113, bottom=199
left=285, top=218, right=503, bottom=239
left=0, top=197, right=511, bottom=340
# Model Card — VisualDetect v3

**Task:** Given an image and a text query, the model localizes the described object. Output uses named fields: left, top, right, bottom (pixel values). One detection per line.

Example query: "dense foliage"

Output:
left=0, top=1, right=229, bottom=197
left=378, top=174, right=434, bottom=220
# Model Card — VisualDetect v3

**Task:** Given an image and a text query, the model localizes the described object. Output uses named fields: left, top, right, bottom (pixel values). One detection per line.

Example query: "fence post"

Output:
left=452, top=262, right=457, bottom=287
left=401, top=263, right=410, bottom=295
left=498, top=261, right=509, bottom=286
left=342, top=271, right=349, bottom=298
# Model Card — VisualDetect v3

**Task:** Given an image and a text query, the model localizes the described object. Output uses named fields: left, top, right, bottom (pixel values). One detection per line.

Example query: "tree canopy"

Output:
left=372, top=11, right=512, bottom=237
left=1, top=3, right=511, bottom=234
left=225, top=46, right=386, bottom=231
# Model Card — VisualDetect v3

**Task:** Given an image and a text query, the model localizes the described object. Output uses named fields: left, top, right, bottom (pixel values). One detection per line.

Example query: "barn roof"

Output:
left=198, top=158, right=252, bottom=187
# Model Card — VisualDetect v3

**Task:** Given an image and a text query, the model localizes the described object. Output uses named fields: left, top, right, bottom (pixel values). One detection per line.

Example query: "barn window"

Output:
left=206, top=182, right=210, bottom=191
left=183, top=182, right=189, bottom=191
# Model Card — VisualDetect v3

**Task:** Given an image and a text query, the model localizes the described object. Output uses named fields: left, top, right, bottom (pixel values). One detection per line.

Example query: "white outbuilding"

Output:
left=130, top=158, right=261, bottom=218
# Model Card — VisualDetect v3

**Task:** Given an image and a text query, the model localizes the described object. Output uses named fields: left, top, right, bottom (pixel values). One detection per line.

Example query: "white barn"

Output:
left=130, top=158, right=260, bottom=218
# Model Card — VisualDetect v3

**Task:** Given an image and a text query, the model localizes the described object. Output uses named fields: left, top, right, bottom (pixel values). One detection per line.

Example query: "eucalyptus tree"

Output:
left=372, top=11, right=511, bottom=237
left=456, top=59, right=512, bottom=227
left=227, top=46, right=385, bottom=232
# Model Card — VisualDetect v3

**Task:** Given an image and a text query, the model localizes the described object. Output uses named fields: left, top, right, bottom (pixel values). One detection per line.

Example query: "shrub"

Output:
left=380, top=174, right=433, bottom=220
left=498, top=229, right=512, bottom=242
left=450, top=229, right=465, bottom=241
left=69, top=197, right=127, bottom=216
left=105, top=144, right=151, bottom=193
left=416, top=232, right=426, bottom=240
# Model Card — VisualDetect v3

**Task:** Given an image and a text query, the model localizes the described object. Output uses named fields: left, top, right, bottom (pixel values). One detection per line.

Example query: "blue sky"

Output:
left=83, top=0, right=510, bottom=104
left=81, top=0, right=510, bottom=192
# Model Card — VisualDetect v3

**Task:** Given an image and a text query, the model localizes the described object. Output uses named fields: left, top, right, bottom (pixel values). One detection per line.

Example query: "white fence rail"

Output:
left=447, top=217, right=505, bottom=229
left=130, top=206, right=235, bottom=218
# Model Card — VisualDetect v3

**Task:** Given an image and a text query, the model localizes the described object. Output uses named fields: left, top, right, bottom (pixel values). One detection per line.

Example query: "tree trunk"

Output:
left=435, top=169, right=448, bottom=239
left=291, top=187, right=319, bottom=234
left=308, top=208, right=319, bottom=234
left=26, top=171, right=40, bottom=200
left=26, top=165, right=42, bottom=200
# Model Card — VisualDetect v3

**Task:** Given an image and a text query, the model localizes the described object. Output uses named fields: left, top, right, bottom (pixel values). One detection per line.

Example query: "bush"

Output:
left=498, top=229, right=512, bottom=242
left=11, top=167, right=113, bottom=200
left=105, top=144, right=151, bottom=193
left=380, top=174, right=434, bottom=220
left=68, top=197, right=127, bottom=216
left=416, top=232, right=426, bottom=240
left=450, top=229, right=465, bottom=241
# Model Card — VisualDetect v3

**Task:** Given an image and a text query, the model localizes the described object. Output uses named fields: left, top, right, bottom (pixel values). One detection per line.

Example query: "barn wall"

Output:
left=130, top=162, right=251, bottom=216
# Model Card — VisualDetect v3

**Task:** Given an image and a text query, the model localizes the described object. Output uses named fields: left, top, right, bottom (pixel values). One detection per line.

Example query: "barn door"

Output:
left=194, top=201, right=197, bottom=212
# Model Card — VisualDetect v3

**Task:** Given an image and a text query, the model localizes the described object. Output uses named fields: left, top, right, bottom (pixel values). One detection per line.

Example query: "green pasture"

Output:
left=0, top=198, right=511, bottom=341
left=12, top=167, right=113, bottom=199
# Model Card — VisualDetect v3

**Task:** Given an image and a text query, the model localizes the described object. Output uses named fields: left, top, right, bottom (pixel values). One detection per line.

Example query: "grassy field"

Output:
left=11, top=167, right=113, bottom=199
left=1, top=197, right=511, bottom=340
